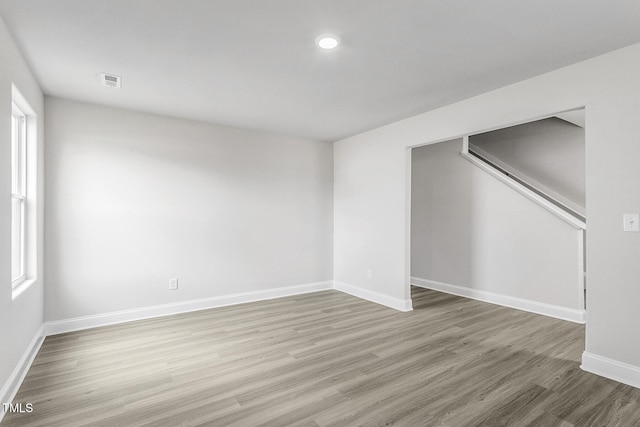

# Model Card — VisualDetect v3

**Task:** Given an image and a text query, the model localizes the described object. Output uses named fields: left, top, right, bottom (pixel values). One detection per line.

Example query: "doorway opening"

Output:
left=409, top=109, right=586, bottom=320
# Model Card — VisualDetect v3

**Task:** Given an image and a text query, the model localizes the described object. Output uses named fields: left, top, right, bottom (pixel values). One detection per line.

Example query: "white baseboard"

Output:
left=44, top=281, right=334, bottom=336
left=582, top=352, right=640, bottom=389
left=43, top=278, right=419, bottom=336
left=0, top=325, right=44, bottom=424
left=411, top=277, right=586, bottom=324
left=5, top=279, right=638, bottom=426
left=334, top=281, right=413, bottom=312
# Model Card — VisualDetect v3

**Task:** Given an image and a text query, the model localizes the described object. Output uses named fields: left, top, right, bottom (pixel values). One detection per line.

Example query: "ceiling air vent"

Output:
left=100, top=73, right=121, bottom=89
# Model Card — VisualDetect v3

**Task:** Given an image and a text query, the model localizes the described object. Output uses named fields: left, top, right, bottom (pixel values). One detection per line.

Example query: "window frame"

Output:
left=11, top=102, right=27, bottom=289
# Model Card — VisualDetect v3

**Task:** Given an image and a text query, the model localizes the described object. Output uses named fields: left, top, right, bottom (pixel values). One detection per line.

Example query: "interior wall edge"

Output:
left=334, top=281, right=413, bottom=312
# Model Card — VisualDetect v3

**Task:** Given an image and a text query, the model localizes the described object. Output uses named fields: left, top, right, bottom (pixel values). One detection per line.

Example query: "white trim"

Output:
left=462, top=135, right=469, bottom=152
left=411, top=277, right=586, bottom=323
left=43, top=279, right=418, bottom=336
left=405, top=146, right=414, bottom=313
left=44, top=281, right=333, bottom=335
left=11, top=84, right=36, bottom=116
left=0, top=325, right=44, bottom=423
left=334, top=281, right=413, bottom=312
left=460, top=151, right=586, bottom=230
left=582, top=352, right=640, bottom=390
left=408, top=108, right=586, bottom=151
left=468, top=143, right=586, bottom=218
left=11, top=278, right=37, bottom=301
left=577, top=230, right=586, bottom=310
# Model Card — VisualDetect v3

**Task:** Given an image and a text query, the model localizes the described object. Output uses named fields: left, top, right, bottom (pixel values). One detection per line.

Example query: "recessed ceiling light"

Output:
left=315, top=34, right=340, bottom=50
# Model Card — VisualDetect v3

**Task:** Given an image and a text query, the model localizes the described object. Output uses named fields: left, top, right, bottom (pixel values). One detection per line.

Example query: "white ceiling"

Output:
left=1, top=1, right=640, bottom=141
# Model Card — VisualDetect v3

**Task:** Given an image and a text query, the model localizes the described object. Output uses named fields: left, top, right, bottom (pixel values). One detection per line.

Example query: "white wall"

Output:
left=45, top=97, right=333, bottom=321
left=334, top=135, right=411, bottom=303
left=470, top=117, right=585, bottom=212
left=0, top=17, right=45, bottom=401
left=334, top=42, right=640, bottom=386
left=411, top=139, right=582, bottom=312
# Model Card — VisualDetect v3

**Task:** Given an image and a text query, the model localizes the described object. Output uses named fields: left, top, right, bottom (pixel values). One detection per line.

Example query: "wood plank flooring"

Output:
left=4, top=287, right=640, bottom=426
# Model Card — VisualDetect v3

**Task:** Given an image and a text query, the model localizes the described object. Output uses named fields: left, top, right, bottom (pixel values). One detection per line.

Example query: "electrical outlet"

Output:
left=367, top=269, right=373, bottom=279
left=169, top=278, right=178, bottom=290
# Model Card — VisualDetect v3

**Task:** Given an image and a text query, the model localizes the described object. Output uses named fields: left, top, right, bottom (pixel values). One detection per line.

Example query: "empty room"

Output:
left=2, top=1, right=640, bottom=426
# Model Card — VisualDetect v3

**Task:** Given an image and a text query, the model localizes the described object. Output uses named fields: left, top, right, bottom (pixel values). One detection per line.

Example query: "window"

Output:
left=11, top=84, right=36, bottom=297
left=11, top=103, right=27, bottom=289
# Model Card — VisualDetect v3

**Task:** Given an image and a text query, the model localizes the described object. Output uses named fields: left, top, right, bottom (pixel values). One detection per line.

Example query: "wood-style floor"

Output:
left=4, top=287, right=640, bottom=426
